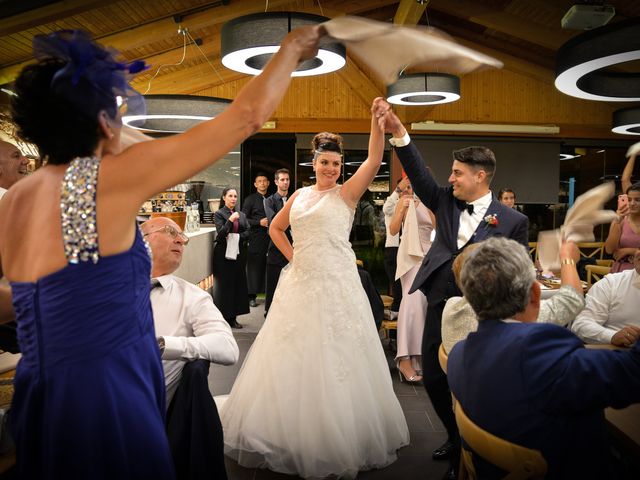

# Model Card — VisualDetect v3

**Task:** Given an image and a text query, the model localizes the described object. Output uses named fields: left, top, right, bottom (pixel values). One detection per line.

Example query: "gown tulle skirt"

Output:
left=221, top=186, right=409, bottom=478
left=221, top=261, right=409, bottom=478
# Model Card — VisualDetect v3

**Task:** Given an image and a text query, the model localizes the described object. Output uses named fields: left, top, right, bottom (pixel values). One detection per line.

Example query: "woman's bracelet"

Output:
left=560, top=258, right=576, bottom=266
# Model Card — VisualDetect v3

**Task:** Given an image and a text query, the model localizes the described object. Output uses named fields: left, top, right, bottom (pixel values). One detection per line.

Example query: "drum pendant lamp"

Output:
left=387, top=73, right=460, bottom=106
left=221, top=12, right=346, bottom=77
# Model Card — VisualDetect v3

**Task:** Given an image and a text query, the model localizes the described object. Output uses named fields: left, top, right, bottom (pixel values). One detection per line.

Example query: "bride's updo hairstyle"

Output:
left=11, top=30, right=146, bottom=165
left=311, top=132, right=344, bottom=161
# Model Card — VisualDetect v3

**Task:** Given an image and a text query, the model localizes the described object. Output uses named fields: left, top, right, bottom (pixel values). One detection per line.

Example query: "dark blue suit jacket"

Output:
left=394, top=142, right=529, bottom=302
left=448, top=320, right=640, bottom=479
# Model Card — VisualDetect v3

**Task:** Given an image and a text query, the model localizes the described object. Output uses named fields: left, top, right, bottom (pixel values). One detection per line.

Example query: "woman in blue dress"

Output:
left=0, top=27, right=323, bottom=479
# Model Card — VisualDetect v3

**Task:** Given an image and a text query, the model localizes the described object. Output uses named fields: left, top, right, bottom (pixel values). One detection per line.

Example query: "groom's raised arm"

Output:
left=385, top=112, right=444, bottom=212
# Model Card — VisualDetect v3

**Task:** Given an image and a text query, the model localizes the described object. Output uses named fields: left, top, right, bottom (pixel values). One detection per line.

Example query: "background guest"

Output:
left=571, top=248, right=640, bottom=346
left=605, top=182, right=640, bottom=273
left=382, top=177, right=410, bottom=318
left=442, top=240, right=584, bottom=354
left=264, top=168, right=290, bottom=315
left=448, top=237, right=640, bottom=479
left=242, top=173, right=270, bottom=308
left=0, top=139, right=29, bottom=199
left=498, top=188, right=516, bottom=209
left=213, top=187, right=250, bottom=328
left=389, top=182, right=434, bottom=383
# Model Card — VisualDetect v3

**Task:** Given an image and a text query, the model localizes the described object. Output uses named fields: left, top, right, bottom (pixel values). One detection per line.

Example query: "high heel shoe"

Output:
left=396, top=361, right=423, bottom=384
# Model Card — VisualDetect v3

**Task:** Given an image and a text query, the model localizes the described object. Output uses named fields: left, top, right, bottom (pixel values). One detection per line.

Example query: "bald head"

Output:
left=0, top=140, right=29, bottom=190
left=141, top=217, right=189, bottom=277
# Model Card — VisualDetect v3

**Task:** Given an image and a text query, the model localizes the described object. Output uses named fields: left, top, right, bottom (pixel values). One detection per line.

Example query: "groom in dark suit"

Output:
left=384, top=111, right=528, bottom=479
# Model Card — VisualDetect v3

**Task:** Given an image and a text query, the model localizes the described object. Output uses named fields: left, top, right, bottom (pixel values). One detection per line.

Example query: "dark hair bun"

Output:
left=311, top=132, right=343, bottom=154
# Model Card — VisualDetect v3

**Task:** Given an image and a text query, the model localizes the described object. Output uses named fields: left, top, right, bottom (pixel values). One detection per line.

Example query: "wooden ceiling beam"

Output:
left=451, top=35, right=555, bottom=85
left=0, top=0, right=120, bottom=35
left=335, top=56, right=385, bottom=109
left=429, top=0, right=573, bottom=51
left=0, top=0, right=294, bottom=85
left=394, top=0, right=429, bottom=25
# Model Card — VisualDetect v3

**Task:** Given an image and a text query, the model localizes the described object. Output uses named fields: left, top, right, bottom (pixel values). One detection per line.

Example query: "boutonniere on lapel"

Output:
left=483, top=214, right=499, bottom=228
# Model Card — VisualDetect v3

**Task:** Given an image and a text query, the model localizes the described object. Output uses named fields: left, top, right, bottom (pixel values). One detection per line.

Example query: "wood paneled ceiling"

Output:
left=0, top=0, right=638, bottom=138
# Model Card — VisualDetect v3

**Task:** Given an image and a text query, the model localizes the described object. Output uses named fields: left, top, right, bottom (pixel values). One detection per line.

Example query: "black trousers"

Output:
left=383, top=247, right=402, bottom=311
left=264, top=262, right=285, bottom=313
left=246, top=252, right=267, bottom=298
left=421, top=262, right=461, bottom=450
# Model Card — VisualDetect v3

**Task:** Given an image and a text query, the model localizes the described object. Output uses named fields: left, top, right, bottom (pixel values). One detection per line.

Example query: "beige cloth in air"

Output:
left=322, top=16, right=503, bottom=85
left=395, top=200, right=424, bottom=280
left=538, top=182, right=617, bottom=271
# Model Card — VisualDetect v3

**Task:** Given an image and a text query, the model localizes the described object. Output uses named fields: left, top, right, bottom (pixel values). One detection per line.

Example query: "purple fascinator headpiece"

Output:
left=32, top=30, right=147, bottom=123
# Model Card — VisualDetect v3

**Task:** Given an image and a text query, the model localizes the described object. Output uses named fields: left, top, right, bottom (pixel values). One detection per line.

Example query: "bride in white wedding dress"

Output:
left=220, top=98, right=409, bottom=479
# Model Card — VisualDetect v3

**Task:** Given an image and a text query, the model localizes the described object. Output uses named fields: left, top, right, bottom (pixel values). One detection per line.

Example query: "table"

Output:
left=606, top=403, right=640, bottom=459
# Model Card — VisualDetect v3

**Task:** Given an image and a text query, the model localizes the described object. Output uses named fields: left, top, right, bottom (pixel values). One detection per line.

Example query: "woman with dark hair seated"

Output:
left=213, top=187, right=250, bottom=329
left=606, top=181, right=640, bottom=273
left=0, top=27, right=322, bottom=478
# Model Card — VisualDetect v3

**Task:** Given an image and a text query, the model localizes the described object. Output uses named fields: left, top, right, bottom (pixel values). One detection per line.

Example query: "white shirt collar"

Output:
left=469, top=190, right=493, bottom=209
left=153, top=274, right=174, bottom=290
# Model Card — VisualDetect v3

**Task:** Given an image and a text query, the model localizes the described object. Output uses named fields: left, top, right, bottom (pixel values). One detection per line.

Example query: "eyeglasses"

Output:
left=143, top=225, right=189, bottom=245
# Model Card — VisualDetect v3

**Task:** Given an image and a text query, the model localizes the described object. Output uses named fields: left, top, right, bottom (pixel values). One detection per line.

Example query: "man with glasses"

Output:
left=141, top=216, right=239, bottom=403
left=142, top=216, right=239, bottom=478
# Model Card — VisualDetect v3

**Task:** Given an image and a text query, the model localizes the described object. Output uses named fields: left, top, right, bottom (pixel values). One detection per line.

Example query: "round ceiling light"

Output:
left=387, top=73, right=460, bottom=105
left=122, top=94, right=231, bottom=133
left=221, top=12, right=346, bottom=77
left=612, top=107, right=640, bottom=136
left=555, top=17, right=640, bottom=101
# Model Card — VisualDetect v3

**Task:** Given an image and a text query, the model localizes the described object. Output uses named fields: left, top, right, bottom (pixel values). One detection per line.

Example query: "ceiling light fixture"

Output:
left=387, top=73, right=460, bottom=105
left=612, top=107, right=640, bottom=136
left=221, top=12, right=346, bottom=77
left=555, top=17, right=640, bottom=101
left=123, top=94, right=231, bottom=133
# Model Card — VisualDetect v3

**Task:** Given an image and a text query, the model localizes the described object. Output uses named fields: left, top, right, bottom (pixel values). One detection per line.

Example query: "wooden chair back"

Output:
left=454, top=401, right=547, bottom=480
left=585, top=264, right=611, bottom=290
left=576, top=242, right=605, bottom=260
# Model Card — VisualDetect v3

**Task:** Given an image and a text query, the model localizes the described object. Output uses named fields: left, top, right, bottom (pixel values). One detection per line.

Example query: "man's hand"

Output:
left=259, top=217, right=268, bottom=227
left=611, top=325, right=640, bottom=347
left=384, top=109, right=406, bottom=138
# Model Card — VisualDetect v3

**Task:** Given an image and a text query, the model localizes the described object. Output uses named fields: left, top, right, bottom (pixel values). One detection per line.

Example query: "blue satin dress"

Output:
left=9, top=156, right=174, bottom=479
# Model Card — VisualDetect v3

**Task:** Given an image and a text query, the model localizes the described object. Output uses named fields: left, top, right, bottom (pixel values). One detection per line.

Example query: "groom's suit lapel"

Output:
left=470, top=199, right=500, bottom=244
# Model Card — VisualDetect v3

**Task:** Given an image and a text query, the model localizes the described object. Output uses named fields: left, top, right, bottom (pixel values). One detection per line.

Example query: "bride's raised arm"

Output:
left=340, top=97, right=389, bottom=207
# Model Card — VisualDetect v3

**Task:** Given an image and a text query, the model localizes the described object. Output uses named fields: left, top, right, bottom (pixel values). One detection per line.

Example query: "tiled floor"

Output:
left=210, top=301, right=450, bottom=480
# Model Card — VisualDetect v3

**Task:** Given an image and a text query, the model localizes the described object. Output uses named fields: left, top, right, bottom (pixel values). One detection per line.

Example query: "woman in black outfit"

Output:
left=213, top=187, right=250, bottom=328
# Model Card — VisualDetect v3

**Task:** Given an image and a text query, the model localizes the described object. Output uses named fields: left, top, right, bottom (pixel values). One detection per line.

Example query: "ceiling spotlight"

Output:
left=221, top=12, right=346, bottom=77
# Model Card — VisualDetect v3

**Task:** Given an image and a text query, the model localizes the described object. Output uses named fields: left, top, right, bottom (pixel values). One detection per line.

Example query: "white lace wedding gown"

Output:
left=220, top=185, right=409, bottom=479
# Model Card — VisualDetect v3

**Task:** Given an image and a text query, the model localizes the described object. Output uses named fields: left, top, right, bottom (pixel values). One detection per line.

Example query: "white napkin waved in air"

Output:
left=537, top=182, right=617, bottom=271
left=322, top=16, right=503, bottom=85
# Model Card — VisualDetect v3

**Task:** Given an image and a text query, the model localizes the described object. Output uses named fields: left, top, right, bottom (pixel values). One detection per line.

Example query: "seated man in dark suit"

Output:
left=448, top=237, right=640, bottom=480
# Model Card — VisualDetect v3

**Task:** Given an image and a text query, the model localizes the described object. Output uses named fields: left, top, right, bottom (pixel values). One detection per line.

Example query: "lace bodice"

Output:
left=289, top=185, right=355, bottom=273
